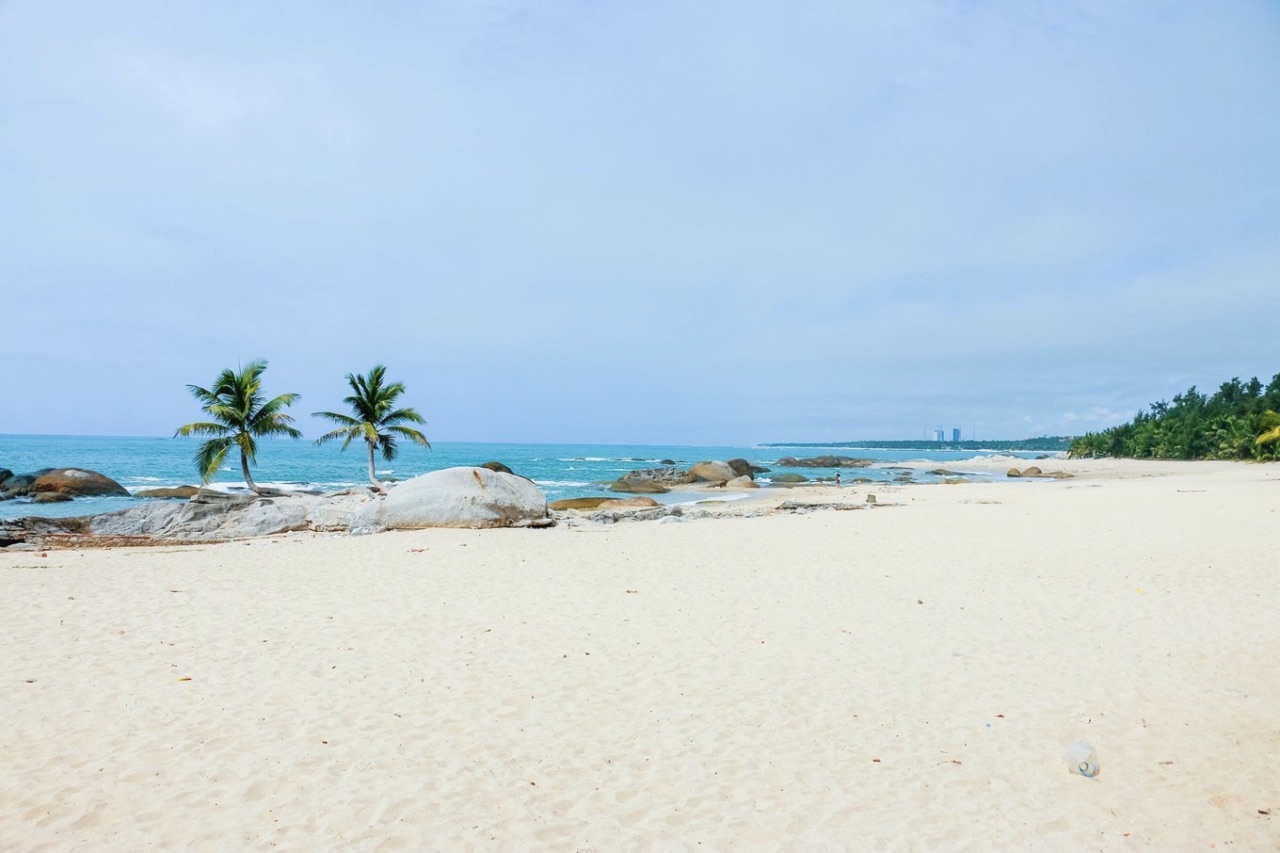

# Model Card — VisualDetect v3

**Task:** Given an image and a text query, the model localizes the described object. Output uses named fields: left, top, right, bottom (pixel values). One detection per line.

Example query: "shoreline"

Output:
left=3, top=459, right=1278, bottom=848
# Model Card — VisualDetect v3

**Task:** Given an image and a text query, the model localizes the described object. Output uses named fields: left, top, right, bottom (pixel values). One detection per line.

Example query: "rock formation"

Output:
left=358, top=467, right=548, bottom=530
left=689, top=461, right=738, bottom=483
left=1, top=468, right=130, bottom=501
left=0, top=467, right=551, bottom=548
left=775, top=456, right=874, bottom=468
left=608, top=466, right=693, bottom=493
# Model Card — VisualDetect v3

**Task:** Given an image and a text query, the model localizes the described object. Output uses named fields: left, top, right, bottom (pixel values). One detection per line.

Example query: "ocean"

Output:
left=0, top=434, right=1051, bottom=520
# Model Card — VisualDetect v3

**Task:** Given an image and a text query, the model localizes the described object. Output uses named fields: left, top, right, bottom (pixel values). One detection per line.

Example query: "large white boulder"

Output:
left=368, top=467, right=548, bottom=529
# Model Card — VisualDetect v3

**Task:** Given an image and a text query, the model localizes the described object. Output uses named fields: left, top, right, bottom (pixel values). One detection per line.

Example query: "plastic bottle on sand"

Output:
left=1066, top=741, right=1099, bottom=778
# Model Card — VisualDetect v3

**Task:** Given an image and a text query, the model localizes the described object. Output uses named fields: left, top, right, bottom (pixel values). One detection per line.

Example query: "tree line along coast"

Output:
left=1068, top=373, right=1280, bottom=461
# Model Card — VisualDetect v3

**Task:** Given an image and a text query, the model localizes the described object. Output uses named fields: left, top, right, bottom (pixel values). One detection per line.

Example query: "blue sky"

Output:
left=3, top=1, right=1278, bottom=444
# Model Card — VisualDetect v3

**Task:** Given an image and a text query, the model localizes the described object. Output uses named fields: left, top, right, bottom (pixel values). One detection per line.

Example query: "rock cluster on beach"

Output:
left=1006, top=466, right=1074, bottom=479
left=0, top=468, right=130, bottom=503
left=0, top=467, right=550, bottom=549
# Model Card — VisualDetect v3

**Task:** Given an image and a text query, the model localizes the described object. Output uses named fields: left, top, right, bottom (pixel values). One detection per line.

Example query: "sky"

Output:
left=3, top=1, right=1279, bottom=445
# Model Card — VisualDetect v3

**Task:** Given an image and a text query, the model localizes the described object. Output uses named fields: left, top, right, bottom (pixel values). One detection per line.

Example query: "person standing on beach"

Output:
left=835, top=472, right=841, bottom=488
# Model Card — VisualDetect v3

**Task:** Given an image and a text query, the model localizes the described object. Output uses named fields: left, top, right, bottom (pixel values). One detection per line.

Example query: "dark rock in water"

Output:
left=0, top=468, right=12, bottom=487
left=659, top=459, right=676, bottom=465
left=2, top=470, right=48, bottom=491
left=10, top=468, right=130, bottom=499
left=33, top=492, right=75, bottom=503
left=35, top=469, right=131, bottom=497
left=776, top=456, right=874, bottom=468
left=612, top=466, right=694, bottom=493
left=136, top=486, right=201, bottom=499
left=726, top=459, right=755, bottom=480
left=479, top=461, right=514, bottom=475
left=771, top=473, right=809, bottom=483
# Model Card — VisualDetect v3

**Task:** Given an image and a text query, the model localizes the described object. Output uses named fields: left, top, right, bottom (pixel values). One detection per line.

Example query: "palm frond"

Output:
left=379, top=406, right=427, bottom=426
left=194, top=436, right=233, bottom=483
left=314, top=425, right=361, bottom=451
left=387, top=424, right=431, bottom=448
left=174, top=421, right=232, bottom=438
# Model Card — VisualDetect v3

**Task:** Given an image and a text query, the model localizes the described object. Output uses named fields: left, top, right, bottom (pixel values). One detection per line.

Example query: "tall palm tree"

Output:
left=1256, top=410, right=1280, bottom=457
left=175, top=359, right=302, bottom=494
left=313, top=365, right=430, bottom=493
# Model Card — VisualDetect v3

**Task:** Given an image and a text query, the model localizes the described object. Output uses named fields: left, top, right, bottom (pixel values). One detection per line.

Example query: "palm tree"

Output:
left=175, top=359, right=302, bottom=494
left=1256, top=410, right=1280, bottom=457
left=313, top=365, right=430, bottom=493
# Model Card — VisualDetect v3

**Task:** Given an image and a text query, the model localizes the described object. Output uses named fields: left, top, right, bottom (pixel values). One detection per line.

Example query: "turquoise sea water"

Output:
left=0, top=434, right=1052, bottom=520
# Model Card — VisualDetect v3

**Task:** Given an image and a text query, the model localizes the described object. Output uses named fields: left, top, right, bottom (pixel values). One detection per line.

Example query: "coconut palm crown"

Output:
left=313, top=365, right=430, bottom=493
left=174, top=359, right=302, bottom=494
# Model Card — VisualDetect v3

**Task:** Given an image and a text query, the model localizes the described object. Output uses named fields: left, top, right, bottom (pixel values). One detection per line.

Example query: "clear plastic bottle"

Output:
left=1066, top=741, right=1099, bottom=777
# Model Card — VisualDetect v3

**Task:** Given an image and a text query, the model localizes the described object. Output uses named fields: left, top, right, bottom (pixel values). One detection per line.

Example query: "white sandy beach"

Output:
left=3, top=459, right=1279, bottom=850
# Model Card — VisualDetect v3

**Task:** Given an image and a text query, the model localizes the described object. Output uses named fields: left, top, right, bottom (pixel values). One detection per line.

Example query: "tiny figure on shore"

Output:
left=834, top=472, right=841, bottom=488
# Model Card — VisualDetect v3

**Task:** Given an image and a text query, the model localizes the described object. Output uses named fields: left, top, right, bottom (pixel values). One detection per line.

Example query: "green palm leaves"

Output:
left=313, top=365, right=430, bottom=493
left=1256, top=411, right=1280, bottom=448
left=174, top=359, right=302, bottom=493
left=1068, top=374, right=1280, bottom=461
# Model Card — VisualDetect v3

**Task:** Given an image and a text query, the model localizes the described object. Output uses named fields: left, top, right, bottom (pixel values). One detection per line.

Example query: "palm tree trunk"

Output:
left=367, top=440, right=387, bottom=494
left=241, top=449, right=261, bottom=495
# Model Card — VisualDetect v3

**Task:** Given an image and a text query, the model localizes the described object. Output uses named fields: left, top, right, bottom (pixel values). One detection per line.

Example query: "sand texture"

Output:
left=3, top=460, right=1279, bottom=850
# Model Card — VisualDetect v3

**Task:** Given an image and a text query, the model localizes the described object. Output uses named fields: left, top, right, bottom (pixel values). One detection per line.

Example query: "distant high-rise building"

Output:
left=952, top=427, right=961, bottom=443
left=933, top=429, right=945, bottom=442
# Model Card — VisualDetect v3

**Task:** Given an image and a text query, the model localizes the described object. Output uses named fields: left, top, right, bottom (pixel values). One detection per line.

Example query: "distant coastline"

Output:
left=761, top=437, right=1074, bottom=452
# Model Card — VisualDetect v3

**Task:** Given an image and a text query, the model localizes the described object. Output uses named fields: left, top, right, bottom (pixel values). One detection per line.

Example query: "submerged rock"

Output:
left=135, top=486, right=202, bottom=499
left=609, top=479, right=671, bottom=494
left=775, top=456, right=874, bottom=468
left=550, top=496, right=663, bottom=511
left=550, top=496, right=622, bottom=511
